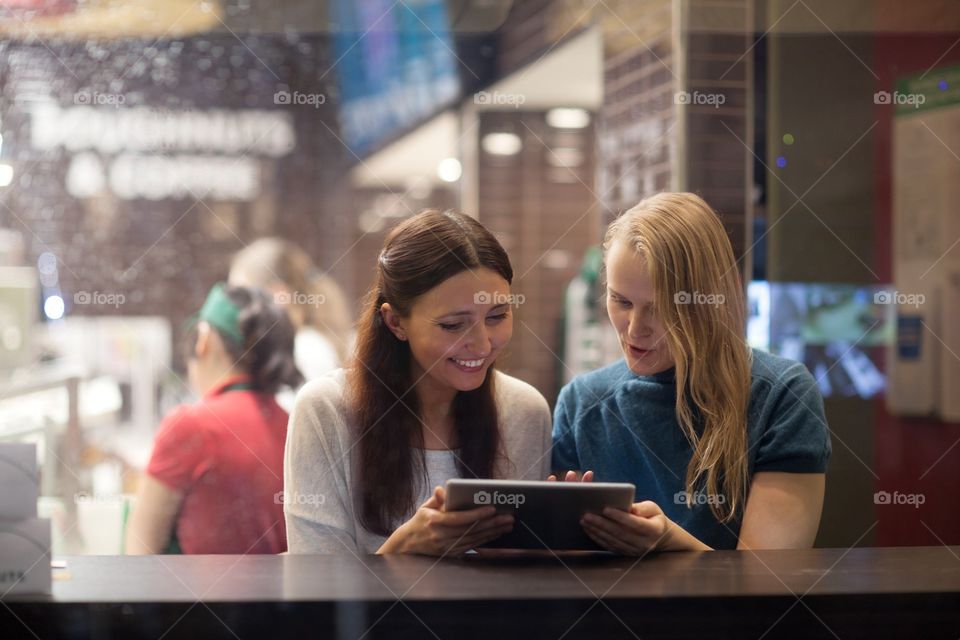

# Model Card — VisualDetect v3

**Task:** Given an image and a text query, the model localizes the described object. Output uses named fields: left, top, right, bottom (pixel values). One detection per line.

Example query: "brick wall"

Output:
left=477, top=110, right=598, bottom=402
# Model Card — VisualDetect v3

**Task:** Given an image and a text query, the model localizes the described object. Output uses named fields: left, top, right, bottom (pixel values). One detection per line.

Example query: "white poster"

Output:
left=889, top=67, right=960, bottom=421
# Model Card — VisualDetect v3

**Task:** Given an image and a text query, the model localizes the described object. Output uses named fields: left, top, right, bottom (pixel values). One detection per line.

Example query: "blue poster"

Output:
left=332, top=0, right=460, bottom=155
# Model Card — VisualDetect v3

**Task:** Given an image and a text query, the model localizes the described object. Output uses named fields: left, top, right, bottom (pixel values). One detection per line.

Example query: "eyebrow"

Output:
left=436, top=303, right=510, bottom=320
left=608, top=288, right=653, bottom=305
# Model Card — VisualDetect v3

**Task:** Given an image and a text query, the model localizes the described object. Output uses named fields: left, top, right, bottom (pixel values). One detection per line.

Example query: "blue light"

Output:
left=776, top=156, right=787, bottom=168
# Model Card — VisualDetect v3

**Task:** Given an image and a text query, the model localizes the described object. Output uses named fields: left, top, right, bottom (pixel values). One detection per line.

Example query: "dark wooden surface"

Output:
left=3, top=546, right=960, bottom=639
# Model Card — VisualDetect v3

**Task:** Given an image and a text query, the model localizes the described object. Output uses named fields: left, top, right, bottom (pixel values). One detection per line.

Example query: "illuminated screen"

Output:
left=747, top=281, right=894, bottom=399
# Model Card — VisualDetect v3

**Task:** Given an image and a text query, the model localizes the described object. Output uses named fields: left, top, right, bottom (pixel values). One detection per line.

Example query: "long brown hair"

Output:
left=349, top=209, right=513, bottom=536
left=604, top=192, right=752, bottom=522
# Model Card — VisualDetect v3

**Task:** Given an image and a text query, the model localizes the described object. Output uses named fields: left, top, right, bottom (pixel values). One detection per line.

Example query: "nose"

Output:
left=626, top=307, right=652, bottom=340
left=464, top=319, right=493, bottom=355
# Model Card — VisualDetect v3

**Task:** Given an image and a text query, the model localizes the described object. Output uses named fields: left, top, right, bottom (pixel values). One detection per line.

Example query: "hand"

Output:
left=580, top=500, right=676, bottom=555
left=378, top=486, right=514, bottom=556
left=547, top=470, right=595, bottom=482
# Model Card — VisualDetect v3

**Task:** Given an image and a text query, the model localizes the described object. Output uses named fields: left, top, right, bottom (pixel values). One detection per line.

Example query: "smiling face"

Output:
left=382, top=267, right=514, bottom=397
left=605, top=239, right=676, bottom=376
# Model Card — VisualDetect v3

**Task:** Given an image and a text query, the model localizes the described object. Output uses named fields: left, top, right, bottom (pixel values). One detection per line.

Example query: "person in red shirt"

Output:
left=126, top=283, right=303, bottom=554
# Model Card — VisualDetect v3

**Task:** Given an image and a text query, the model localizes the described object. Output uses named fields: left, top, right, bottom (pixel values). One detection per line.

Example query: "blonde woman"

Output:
left=229, top=238, right=354, bottom=380
left=552, top=192, right=831, bottom=552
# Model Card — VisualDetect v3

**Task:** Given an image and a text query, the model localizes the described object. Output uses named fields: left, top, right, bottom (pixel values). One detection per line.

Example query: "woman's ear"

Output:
left=194, top=322, right=212, bottom=359
left=379, top=303, right=407, bottom=341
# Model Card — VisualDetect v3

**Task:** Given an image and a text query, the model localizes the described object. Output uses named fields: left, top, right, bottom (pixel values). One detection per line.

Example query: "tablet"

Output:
left=444, top=479, right=635, bottom=551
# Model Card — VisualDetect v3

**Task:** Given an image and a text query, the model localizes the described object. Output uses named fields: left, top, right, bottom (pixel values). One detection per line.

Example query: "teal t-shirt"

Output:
left=551, top=348, right=831, bottom=550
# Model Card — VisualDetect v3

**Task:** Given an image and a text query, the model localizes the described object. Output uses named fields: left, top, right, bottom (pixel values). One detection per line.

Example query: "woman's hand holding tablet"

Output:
left=378, top=486, right=515, bottom=556
left=581, top=501, right=678, bottom=555
left=547, top=470, right=595, bottom=482
left=544, top=471, right=712, bottom=555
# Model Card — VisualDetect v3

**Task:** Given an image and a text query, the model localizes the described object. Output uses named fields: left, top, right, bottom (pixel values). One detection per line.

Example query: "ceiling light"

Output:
left=481, top=132, right=522, bottom=156
left=436, top=157, right=462, bottom=182
left=546, top=108, right=591, bottom=129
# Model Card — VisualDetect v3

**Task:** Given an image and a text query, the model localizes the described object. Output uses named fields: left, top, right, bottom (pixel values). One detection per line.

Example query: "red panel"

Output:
left=0, top=0, right=77, bottom=16
left=874, top=32, right=960, bottom=545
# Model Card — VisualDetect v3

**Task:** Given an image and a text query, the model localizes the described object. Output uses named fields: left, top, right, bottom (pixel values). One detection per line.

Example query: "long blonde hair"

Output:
left=604, top=192, right=752, bottom=522
left=230, top=238, right=353, bottom=363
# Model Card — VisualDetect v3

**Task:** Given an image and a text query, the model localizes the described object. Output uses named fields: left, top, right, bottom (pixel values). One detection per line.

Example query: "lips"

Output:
left=627, top=344, right=654, bottom=357
left=450, top=356, right=487, bottom=372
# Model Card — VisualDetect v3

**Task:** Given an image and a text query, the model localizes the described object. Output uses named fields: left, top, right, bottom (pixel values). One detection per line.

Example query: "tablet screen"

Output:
left=444, top=479, right=635, bottom=551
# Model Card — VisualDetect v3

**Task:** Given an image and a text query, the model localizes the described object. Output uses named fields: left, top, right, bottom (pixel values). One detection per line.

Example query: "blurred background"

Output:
left=0, top=0, right=958, bottom=553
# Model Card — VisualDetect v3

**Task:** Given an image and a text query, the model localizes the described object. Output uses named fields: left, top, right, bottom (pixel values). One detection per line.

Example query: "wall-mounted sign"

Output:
left=30, top=103, right=295, bottom=201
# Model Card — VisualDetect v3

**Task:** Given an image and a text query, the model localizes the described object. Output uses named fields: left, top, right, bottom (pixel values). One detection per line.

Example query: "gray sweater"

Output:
left=284, top=368, right=552, bottom=554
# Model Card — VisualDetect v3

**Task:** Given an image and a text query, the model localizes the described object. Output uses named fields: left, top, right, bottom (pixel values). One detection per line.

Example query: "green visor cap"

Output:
left=193, top=283, right=243, bottom=345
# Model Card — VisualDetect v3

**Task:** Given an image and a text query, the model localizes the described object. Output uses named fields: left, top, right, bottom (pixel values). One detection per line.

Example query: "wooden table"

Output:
left=3, top=546, right=959, bottom=639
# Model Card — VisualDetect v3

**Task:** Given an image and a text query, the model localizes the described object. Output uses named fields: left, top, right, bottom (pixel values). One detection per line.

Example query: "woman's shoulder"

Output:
left=295, top=363, right=346, bottom=396
left=748, top=348, right=817, bottom=394
left=155, top=401, right=210, bottom=438
left=166, top=386, right=259, bottom=432
left=290, top=368, right=352, bottom=442
left=296, top=366, right=348, bottom=399
left=492, top=369, right=550, bottom=418
left=747, top=348, right=827, bottom=436
left=557, top=359, right=632, bottom=404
